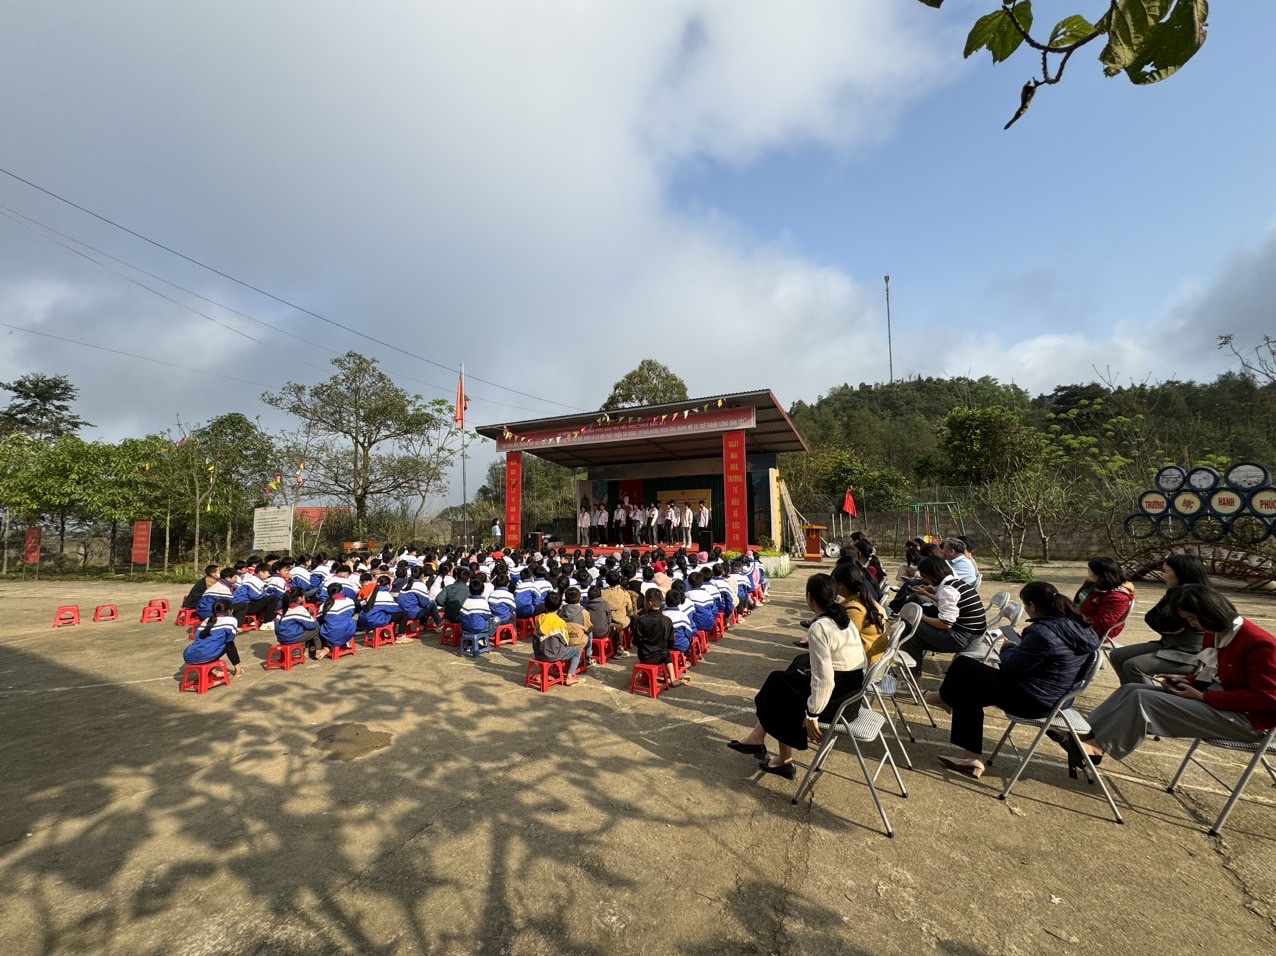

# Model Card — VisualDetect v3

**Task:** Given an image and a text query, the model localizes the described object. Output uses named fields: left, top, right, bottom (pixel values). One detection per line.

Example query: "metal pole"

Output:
left=884, top=274, right=894, bottom=385
left=460, top=362, right=468, bottom=549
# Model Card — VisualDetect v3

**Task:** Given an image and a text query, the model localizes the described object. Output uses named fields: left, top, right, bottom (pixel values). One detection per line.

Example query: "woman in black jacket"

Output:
left=1108, top=553, right=1209, bottom=685
left=925, top=581, right=1100, bottom=778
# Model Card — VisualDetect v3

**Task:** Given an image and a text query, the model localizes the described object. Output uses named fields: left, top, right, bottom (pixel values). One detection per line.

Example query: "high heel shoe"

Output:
left=1050, top=731, right=1103, bottom=778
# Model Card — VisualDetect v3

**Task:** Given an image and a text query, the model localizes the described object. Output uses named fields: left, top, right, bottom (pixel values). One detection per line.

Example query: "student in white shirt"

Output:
left=578, top=507, right=591, bottom=546
left=613, top=504, right=628, bottom=546
left=593, top=505, right=608, bottom=546
left=681, top=503, right=694, bottom=547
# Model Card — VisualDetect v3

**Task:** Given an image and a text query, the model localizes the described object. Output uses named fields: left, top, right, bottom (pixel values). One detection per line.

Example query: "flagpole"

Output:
left=460, top=363, right=468, bottom=550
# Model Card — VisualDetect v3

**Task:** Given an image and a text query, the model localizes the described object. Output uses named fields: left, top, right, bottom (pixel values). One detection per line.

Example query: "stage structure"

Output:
left=475, top=391, right=809, bottom=554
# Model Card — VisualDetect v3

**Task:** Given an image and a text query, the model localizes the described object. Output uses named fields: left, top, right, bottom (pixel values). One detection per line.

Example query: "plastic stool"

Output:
left=304, top=603, right=321, bottom=617
left=620, top=626, right=633, bottom=651
left=629, top=663, right=669, bottom=699
left=421, top=618, right=440, bottom=632
left=693, top=630, right=710, bottom=656
left=525, top=659, right=566, bottom=692
left=440, top=622, right=463, bottom=647
left=515, top=617, right=539, bottom=640
left=404, top=620, right=422, bottom=639
left=179, top=660, right=231, bottom=694
left=328, top=641, right=357, bottom=661
left=147, top=598, right=171, bottom=613
left=671, top=650, right=689, bottom=680
left=93, top=605, right=119, bottom=623
left=709, top=618, right=725, bottom=642
left=591, top=635, right=614, bottom=665
left=265, top=643, right=306, bottom=671
left=240, top=614, right=261, bottom=632
left=140, top=605, right=166, bottom=624
left=53, top=606, right=81, bottom=629
left=175, top=608, right=198, bottom=627
left=686, top=639, right=703, bottom=667
left=363, top=625, right=397, bottom=649
left=461, top=631, right=492, bottom=658
left=491, top=623, right=517, bottom=647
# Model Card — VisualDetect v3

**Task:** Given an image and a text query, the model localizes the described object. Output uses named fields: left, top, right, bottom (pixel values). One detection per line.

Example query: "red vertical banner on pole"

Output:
left=23, top=527, right=41, bottom=566
left=131, top=521, right=152, bottom=565
left=505, top=451, right=523, bottom=550
left=723, top=430, right=748, bottom=553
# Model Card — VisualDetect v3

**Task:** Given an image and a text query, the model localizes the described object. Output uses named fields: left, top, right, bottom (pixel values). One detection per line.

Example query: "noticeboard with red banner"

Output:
left=723, top=430, right=748, bottom=553
left=23, top=527, right=41, bottom=566
left=131, top=520, right=152, bottom=565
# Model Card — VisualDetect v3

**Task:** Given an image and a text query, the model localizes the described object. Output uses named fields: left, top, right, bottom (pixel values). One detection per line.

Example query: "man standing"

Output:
left=593, top=503, right=608, bottom=546
left=491, top=519, right=501, bottom=544
left=663, top=501, right=675, bottom=545
left=613, top=501, right=628, bottom=546
left=578, top=505, right=591, bottom=546
left=681, top=502, right=694, bottom=547
left=696, top=500, right=711, bottom=543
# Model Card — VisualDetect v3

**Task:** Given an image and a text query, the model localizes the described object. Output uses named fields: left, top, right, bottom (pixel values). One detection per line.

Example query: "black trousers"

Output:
left=234, top=596, right=278, bottom=626
left=938, top=656, right=1049, bottom=756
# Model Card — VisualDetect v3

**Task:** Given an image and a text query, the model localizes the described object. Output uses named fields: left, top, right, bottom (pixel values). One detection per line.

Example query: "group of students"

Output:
left=178, top=543, right=770, bottom=687
left=579, top=500, right=711, bottom=547
left=729, top=543, right=1276, bottom=788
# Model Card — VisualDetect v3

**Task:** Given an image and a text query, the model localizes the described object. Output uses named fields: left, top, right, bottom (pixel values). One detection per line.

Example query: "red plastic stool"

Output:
left=147, top=598, right=170, bottom=613
left=440, top=622, right=463, bottom=647
left=93, top=605, right=119, bottom=623
left=709, top=618, right=725, bottom=642
left=491, top=623, right=517, bottom=647
left=515, top=617, right=539, bottom=640
left=53, top=606, right=81, bottom=629
left=363, top=625, right=397, bottom=649
left=421, top=618, right=439, bottom=632
left=140, top=605, right=166, bottom=624
left=629, top=663, right=670, bottom=699
left=591, top=635, right=614, bottom=665
left=175, top=608, right=198, bottom=627
left=404, top=620, right=422, bottom=639
left=620, top=626, right=633, bottom=651
left=693, top=630, right=710, bottom=656
left=179, top=660, right=231, bottom=694
left=687, top=639, right=703, bottom=667
left=240, top=614, right=261, bottom=632
left=524, top=659, right=566, bottom=693
left=327, top=641, right=357, bottom=661
left=304, top=603, right=321, bottom=617
left=671, top=650, right=689, bottom=680
left=265, top=643, right=306, bottom=671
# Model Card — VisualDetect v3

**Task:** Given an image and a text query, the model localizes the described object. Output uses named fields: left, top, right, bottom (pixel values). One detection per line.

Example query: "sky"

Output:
left=1, top=1, right=1273, bottom=506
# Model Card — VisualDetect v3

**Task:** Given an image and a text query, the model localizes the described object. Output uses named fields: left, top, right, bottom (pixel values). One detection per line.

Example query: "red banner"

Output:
left=505, top=451, right=523, bottom=550
left=23, top=527, right=41, bottom=566
left=842, top=487, right=858, bottom=517
left=131, top=520, right=152, bottom=565
left=723, top=431, right=748, bottom=553
left=496, top=406, right=756, bottom=452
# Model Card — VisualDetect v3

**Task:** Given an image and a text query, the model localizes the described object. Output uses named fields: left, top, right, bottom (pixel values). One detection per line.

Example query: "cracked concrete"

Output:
left=0, top=564, right=1273, bottom=955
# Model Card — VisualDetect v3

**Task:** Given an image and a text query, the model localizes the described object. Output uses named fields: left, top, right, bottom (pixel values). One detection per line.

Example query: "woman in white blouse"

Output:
left=728, top=573, right=867, bottom=779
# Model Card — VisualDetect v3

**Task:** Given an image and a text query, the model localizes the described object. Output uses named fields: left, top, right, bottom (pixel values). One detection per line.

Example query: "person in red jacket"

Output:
left=1065, top=585, right=1276, bottom=766
left=1073, top=556, right=1135, bottom=640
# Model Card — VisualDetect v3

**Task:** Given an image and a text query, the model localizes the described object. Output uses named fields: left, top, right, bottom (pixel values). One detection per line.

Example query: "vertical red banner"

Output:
left=131, top=520, right=152, bottom=565
left=505, top=451, right=523, bottom=550
left=723, top=430, right=748, bottom=553
left=23, top=527, right=41, bottom=566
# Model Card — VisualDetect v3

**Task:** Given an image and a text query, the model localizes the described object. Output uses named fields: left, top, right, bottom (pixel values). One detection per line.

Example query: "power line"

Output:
left=0, top=165, right=586, bottom=412
left=0, top=205, right=548, bottom=415
left=0, top=321, right=273, bottom=388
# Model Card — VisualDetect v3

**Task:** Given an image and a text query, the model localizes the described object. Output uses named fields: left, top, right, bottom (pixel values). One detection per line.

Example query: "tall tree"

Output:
left=264, top=352, right=462, bottom=529
left=0, top=373, right=91, bottom=441
left=602, top=359, right=689, bottom=410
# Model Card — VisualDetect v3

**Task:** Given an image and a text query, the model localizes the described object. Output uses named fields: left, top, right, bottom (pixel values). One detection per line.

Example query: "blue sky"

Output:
left=0, top=2, right=1271, bottom=505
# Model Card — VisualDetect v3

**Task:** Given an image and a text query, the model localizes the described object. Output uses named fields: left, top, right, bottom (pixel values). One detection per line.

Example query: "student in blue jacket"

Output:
left=275, top=592, right=319, bottom=648
left=315, top=583, right=358, bottom=659
left=183, top=600, right=243, bottom=676
left=360, top=575, right=411, bottom=640
left=197, top=569, right=238, bottom=621
left=488, top=574, right=516, bottom=626
left=459, top=578, right=497, bottom=653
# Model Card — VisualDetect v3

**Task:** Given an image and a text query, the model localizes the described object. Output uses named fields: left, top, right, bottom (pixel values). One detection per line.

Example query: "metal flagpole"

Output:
left=460, top=363, right=468, bottom=549
left=884, top=274, right=894, bottom=385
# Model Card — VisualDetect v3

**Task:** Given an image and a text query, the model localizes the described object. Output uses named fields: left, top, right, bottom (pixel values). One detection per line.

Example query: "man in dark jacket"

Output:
left=437, top=567, right=472, bottom=624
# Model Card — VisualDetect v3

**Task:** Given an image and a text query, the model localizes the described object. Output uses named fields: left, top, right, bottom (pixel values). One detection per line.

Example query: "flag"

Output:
left=842, top=487, right=858, bottom=517
left=454, top=365, right=468, bottom=429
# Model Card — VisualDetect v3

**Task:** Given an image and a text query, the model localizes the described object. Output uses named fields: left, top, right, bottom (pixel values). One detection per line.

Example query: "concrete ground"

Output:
left=1, top=564, right=1273, bottom=956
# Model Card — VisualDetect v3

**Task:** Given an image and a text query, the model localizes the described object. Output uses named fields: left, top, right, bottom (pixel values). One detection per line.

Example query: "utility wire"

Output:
left=0, top=165, right=585, bottom=412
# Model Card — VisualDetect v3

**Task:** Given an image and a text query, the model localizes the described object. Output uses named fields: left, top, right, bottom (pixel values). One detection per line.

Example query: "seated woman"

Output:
left=314, top=582, right=357, bottom=660
left=727, top=573, right=866, bottom=780
left=924, top=581, right=1099, bottom=778
left=794, top=562, right=887, bottom=663
left=275, top=592, right=318, bottom=648
left=1068, top=585, right=1276, bottom=768
left=183, top=599, right=243, bottom=677
left=1109, top=554, right=1209, bottom=685
left=531, top=591, right=585, bottom=686
left=900, top=556, right=987, bottom=678
left=1073, top=556, right=1135, bottom=640
left=632, top=590, right=685, bottom=687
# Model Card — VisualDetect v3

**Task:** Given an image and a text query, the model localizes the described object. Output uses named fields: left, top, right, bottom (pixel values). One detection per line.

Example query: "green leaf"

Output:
left=964, top=2, right=1034, bottom=64
left=1049, top=14, right=1096, bottom=47
left=1100, top=0, right=1208, bottom=84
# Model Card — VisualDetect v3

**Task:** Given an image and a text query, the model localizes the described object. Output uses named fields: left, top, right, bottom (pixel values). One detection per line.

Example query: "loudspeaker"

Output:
left=523, top=532, right=544, bottom=552
left=695, top=531, right=713, bottom=554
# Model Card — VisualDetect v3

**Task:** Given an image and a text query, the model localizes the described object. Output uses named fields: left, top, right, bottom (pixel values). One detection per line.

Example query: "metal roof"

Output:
left=474, top=389, right=809, bottom=468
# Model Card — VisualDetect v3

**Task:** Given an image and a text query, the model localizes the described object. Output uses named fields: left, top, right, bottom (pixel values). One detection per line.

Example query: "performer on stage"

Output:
left=681, top=501, right=694, bottom=547
left=593, top=503, right=608, bottom=546
left=663, top=501, right=676, bottom=545
left=613, top=501, right=628, bottom=546
left=578, top=505, right=591, bottom=546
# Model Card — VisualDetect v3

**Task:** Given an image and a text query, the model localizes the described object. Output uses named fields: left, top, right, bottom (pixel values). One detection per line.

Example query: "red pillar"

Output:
left=505, top=452, right=523, bottom=550
left=723, top=431, right=748, bottom=553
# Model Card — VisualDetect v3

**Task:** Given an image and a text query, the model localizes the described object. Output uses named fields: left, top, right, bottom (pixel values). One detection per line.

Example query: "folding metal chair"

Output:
left=1166, top=728, right=1276, bottom=835
left=984, top=590, right=1010, bottom=617
left=792, top=654, right=908, bottom=837
left=979, top=601, right=1026, bottom=663
left=1097, top=599, right=1136, bottom=671
left=887, top=603, right=936, bottom=727
left=865, top=616, right=921, bottom=769
left=986, top=651, right=1124, bottom=824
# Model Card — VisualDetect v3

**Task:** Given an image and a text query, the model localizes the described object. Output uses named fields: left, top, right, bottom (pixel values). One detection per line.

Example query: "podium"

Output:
left=802, top=525, right=826, bottom=562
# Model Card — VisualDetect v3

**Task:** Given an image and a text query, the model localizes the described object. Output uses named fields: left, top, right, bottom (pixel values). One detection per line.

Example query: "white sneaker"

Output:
left=260, top=621, right=275, bottom=631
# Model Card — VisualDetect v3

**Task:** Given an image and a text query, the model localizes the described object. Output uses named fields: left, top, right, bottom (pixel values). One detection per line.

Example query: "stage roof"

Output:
left=475, top=390, right=809, bottom=468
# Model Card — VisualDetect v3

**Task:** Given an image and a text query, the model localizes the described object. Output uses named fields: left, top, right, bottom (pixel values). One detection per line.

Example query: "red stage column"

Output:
left=505, top=452, right=523, bottom=550
left=723, top=431, right=748, bottom=553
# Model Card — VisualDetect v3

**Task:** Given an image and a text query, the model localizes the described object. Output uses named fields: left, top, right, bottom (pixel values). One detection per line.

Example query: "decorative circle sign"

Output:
left=1207, top=488, right=1246, bottom=517
left=1138, top=491, right=1169, bottom=516
left=1250, top=487, right=1276, bottom=519
left=1191, top=516, right=1228, bottom=543
left=1225, top=462, right=1270, bottom=492
left=1171, top=491, right=1203, bottom=517
left=1155, top=466, right=1187, bottom=493
left=1230, top=515, right=1271, bottom=547
left=1187, top=467, right=1219, bottom=492
left=1156, top=514, right=1190, bottom=541
left=1123, top=514, right=1156, bottom=540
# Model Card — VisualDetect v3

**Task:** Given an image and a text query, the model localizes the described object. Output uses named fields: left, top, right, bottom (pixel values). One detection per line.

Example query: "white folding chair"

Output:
left=979, top=601, right=1026, bottom=663
left=887, top=603, right=936, bottom=727
left=985, top=651, right=1124, bottom=824
left=791, top=654, right=908, bottom=837
left=1166, top=728, right=1276, bottom=835
left=984, top=590, right=1010, bottom=616
left=865, top=617, right=921, bottom=769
